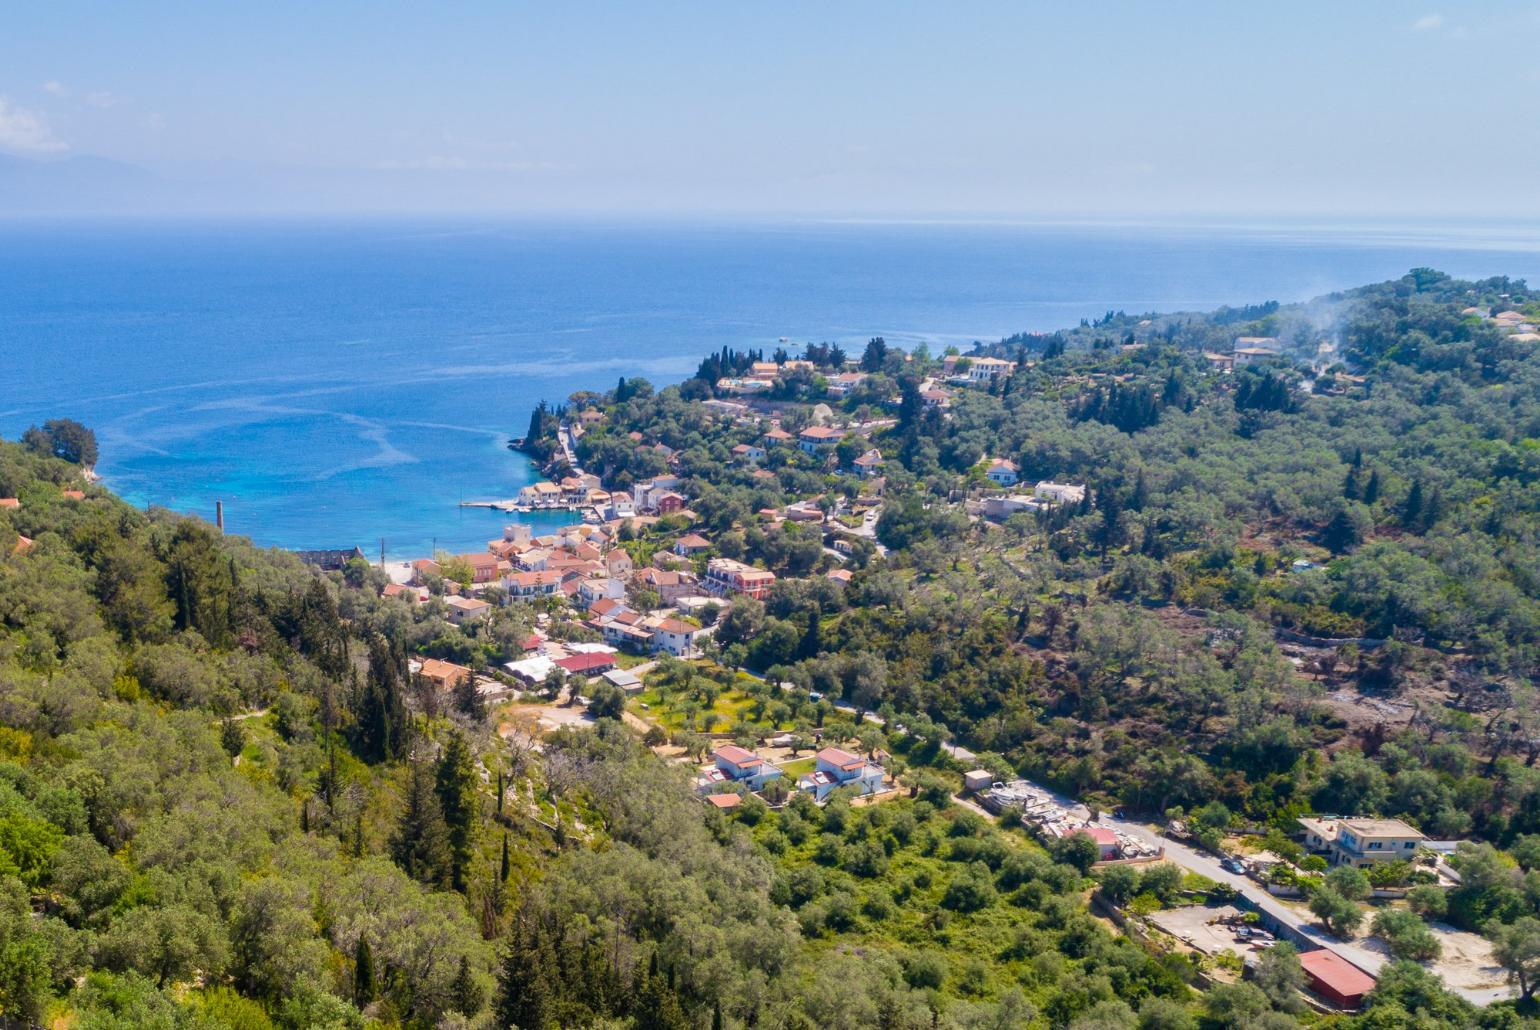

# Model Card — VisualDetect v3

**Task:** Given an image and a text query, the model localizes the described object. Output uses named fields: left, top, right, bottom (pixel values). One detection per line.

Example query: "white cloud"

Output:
left=85, top=90, right=124, bottom=109
left=0, top=97, right=68, bottom=155
left=1412, top=14, right=1444, bottom=30
left=373, top=155, right=566, bottom=172
left=41, top=80, right=69, bottom=97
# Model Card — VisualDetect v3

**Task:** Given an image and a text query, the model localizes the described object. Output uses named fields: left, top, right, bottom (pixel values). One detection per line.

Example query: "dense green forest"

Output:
left=4, top=269, right=1540, bottom=1027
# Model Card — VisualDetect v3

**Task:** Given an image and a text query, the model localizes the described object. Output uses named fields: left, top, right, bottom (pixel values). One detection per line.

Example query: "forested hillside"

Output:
left=5, top=269, right=1540, bottom=1028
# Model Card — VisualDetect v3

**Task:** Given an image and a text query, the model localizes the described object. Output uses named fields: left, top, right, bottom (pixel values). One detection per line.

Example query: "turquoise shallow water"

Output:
left=3, top=217, right=1537, bottom=557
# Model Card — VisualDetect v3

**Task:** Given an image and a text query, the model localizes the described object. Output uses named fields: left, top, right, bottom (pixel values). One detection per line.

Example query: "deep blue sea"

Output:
left=3, top=218, right=1538, bottom=558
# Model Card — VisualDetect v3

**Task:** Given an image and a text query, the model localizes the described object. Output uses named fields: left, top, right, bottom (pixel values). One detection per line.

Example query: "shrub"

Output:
left=941, top=863, right=998, bottom=912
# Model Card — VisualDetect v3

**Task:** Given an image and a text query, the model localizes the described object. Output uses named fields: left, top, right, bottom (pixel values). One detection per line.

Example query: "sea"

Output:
left=3, top=217, right=1538, bottom=558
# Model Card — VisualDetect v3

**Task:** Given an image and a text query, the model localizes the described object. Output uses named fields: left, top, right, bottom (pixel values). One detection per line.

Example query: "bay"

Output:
left=3, top=216, right=1536, bottom=557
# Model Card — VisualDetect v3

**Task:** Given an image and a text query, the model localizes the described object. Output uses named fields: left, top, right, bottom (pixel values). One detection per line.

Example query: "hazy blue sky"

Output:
left=3, top=2, right=1539, bottom=216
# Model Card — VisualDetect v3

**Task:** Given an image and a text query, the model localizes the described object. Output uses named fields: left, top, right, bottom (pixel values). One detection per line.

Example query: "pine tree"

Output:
left=391, top=761, right=452, bottom=887
left=500, top=832, right=511, bottom=882
left=451, top=954, right=485, bottom=1016
left=497, top=919, right=556, bottom=1030
left=436, top=733, right=480, bottom=891
left=353, top=935, right=375, bottom=1005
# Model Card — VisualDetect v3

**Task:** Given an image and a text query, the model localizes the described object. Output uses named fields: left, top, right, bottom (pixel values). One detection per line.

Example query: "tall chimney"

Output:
left=215, top=500, right=224, bottom=533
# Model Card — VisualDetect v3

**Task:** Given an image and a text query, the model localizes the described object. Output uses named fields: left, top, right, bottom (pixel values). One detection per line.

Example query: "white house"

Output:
left=1034, top=481, right=1086, bottom=506
left=640, top=615, right=703, bottom=657
left=985, top=458, right=1019, bottom=486
left=578, top=577, right=627, bottom=608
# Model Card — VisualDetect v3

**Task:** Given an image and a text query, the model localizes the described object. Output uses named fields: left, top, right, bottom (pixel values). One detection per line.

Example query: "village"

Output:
left=287, top=328, right=1521, bottom=1015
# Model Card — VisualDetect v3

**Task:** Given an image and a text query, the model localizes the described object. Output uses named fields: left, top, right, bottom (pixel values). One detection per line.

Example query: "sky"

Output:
left=2, top=2, right=1539, bottom=218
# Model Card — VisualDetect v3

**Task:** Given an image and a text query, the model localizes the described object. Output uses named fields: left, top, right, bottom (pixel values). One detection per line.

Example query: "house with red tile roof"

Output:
left=553, top=651, right=616, bottom=677
left=985, top=458, right=1019, bottom=486
left=706, top=744, right=782, bottom=791
left=704, top=558, right=776, bottom=600
left=456, top=552, right=503, bottom=584
left=674, top=533, right=711, bottom=556
left=797, top=747, right=885, bottom=801
left=851, top=448, right=883, bottom=477
left=502, top=569, right=564, bottom=599
left=1069, top=826, right=1121, bottom=861
left=382, top=582, right=427, bottom=603
left=799, top=425, right=842, bottom=454
left=638, top=615, right=702, bottom=657
left=418, top=658, right=472, bottom=691
left=632, top=566, right=698, bottom=605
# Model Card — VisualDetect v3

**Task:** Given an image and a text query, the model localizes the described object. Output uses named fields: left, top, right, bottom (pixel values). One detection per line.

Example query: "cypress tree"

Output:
left=353, top=935, right=375, bottom=1005
left=436, top=732, right=480, bottom=891
left=1363, top=468, right=1382, bottom=504
left=390, top=761, right=452, bottom=887
left=1402, top=479, right=1425, bottom=529
left=500, top=832, right=511, bottom=882
left=798, top=610, right=822, bottom=660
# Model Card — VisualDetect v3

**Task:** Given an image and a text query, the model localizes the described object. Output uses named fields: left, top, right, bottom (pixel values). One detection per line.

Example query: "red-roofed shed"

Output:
left=1298, top=949, right=1375, bottom=1010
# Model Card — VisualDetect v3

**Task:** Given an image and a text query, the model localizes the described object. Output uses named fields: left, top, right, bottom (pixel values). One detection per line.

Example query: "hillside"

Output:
left=3, top=269, right=1540, bottom=1028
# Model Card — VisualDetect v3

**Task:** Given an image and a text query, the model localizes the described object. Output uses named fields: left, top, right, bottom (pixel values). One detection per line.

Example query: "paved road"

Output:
left=1099, top=815, right=1514, bottom=1005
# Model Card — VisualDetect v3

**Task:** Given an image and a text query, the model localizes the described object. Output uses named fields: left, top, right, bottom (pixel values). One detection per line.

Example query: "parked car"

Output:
left=1221, top=858, right=1246, bottom=875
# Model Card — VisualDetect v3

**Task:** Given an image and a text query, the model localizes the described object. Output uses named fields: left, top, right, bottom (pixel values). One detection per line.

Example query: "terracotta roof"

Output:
left=1298, top=949, right=1376, bottom=997
left=505, top=570, right=564, bottom=587
left=553, top=652, right=615, bottom=674
left=1074, top=826, right=1119, bottom=847
left=705, top=793, right=741, bottom=809
left=651, top=618, right=697, bottom=635
left=0, top=498, right=19, bottom=508
left=419, top=659, right=471, bottom=685
left=816, top=747, right=864, bottom=771
left=714, top=744, right=763, bottom=767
